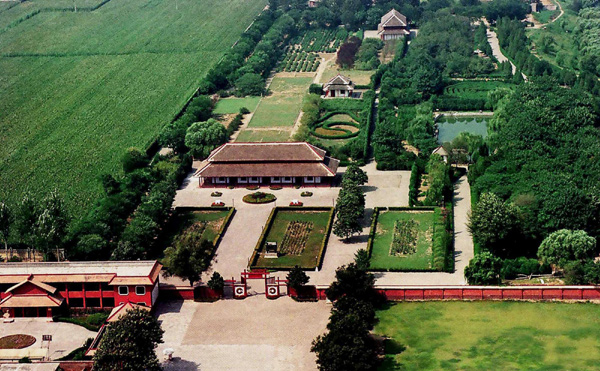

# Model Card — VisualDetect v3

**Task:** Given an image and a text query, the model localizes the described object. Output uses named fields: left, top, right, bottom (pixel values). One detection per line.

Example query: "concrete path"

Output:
left=484, top=19, right=527, bottom=80
left=156, top=298, right=329, bottom=371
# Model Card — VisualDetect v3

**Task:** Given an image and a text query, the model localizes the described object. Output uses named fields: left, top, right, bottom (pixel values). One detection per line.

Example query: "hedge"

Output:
left=310, top=121, right=361, bottom=139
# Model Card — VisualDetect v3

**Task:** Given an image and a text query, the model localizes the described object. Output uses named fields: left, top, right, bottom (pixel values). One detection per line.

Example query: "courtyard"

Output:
left=155, top=297, right=330, bottom=371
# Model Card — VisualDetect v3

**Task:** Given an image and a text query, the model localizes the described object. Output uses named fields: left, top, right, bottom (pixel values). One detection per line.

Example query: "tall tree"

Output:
left=93, top=308, right=164, bottom=371
left=162, top=226, right=214, bottom=286
left=287, top=265, right=310, bottom=290
left=333, top=178, right=365, bottom=240
left=33, top=191, right=69, bottom=259
left=538, top=229, right=597, bottom=268
left=0, top=202, right=11, bottom=259
left=344, top=162, right=368, bottom=185
left=185, top=119, right=228, bottom=159
left=15, top=193, right=38, bottom=248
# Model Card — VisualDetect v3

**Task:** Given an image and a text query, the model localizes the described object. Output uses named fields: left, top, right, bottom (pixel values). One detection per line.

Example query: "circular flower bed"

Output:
left=311, top=121, right=361, bottom=139
left=242, top=192, right=276, bottom=204
left=0, top=335, right=36, bottom=349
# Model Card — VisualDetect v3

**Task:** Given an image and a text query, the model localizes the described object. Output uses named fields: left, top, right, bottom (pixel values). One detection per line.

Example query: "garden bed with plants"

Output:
left=250, top=207, right=334, bottom=270
left=0, top=335, right=36, bottom=349
left=242, top=192, right=276, bottom=204
left=157, top=207, right=234, bottom=252
left=310, top=110, right=361, bottom=140
left=367, top=207, right=452, bottom=272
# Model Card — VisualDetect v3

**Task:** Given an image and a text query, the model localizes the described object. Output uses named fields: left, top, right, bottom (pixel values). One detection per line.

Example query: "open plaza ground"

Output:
left=375, top=301, right=600, bottom=371
left=155, top=298, right=329, bottom=371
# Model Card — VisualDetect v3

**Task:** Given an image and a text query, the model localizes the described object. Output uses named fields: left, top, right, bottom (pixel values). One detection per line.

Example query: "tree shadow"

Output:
left=154, top=300, right=184, bottom=316
left=162, top=358, right=200, bottom=371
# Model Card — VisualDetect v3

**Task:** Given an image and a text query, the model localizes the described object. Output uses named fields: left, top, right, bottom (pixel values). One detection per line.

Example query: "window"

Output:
left=67, top=283, right=82, bottom=292
left=102, top=297, right=115, bottom=308
left=282, top=177, right=293, bottom=183
left=249, top=177, right=261, bottom=183
left=137, top=302, right=146, bottom=306
left=304, top=176, right=315, bottom=183
left=270, top=177, right=281, bottom=183
left=315, top=177, right=321, bottom=183
left=214, top=177, right=228, bottom=184
left=135, top=286, right=146, bottom=296
left=118, top=286, right=129, bottom=295
left=238, top=177, right=248, bottom=183
left=86, top=298, right=101, bottom=308
left=69, top=298, right=84, bottom=308
left=84, top=283, right=99, bottom=291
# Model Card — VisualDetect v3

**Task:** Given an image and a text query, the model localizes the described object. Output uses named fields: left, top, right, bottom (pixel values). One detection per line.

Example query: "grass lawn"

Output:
left=214, top=97, right=261, bottom=115
left=375, top=301, right=600, bottom=371
left=235, top=128, right=292, bottom=142
left=251, top=208, right=333, bottom=269
left=0, top=0, right=266, bottom=215
left=370, top=210, right=437, bottom=271
left=158, top=208, right=231, bottom=251
left=248, top=75, right=314, bottom=128
left=319, top=64, right=374, bottom=85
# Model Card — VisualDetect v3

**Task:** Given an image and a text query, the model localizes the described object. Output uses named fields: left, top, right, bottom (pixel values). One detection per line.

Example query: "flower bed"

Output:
left=311, top=121, right=360, bottom=139
left=301, top=191, right=313, bottom=197
left=0, top=335, right=36, bottom=349
left=242, top=192, right=276, bottom=204
left=211, top=191, right=223, bottom=197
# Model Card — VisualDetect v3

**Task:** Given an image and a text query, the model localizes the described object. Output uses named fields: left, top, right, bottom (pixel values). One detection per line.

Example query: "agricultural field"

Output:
left=158, top=208, right=232, bottom=251
left=369, top=209, right=439, bottom=271
left=278, top=50, right=320, bottom=73
left=289, top=28, right=349, bottom=53
left=442, top=81, right=514, bottom=100
left=376, top=301, right=600, bottom=371
left=213, top=97, right=261, bottom=115
left=247, top=75, right=314, bottom=128
left=436, top=115, right=489, bottom=143
left=250, top=208, right=333, bottom=270
left=0, top=0, right=267, bottom=214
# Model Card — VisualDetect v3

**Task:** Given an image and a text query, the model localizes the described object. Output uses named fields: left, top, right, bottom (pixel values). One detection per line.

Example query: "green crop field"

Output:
left=0, top=0, right=267, bottom=214
left=247, top=75, right=314, bottom=128
left=376, top=301, right=600, bottom=371
left=251, top=208, right=333, bottom=269
left=369, top=210, right=438, bottom=271
left=214, top=97, right=261, bottom=115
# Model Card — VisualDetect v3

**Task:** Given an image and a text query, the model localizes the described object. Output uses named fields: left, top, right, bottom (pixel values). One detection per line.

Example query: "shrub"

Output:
left=301, top=191, right=313, bottom=197
left=501, top=257, right=551, bottom=279
left=269, top=185, right=283, bottom=190
left=239, top=106, right=250, bottom=114
left=210, top=191, right=222, bottom=197
left=309, top=83, right=323, bottom=95
left=121, top=147, right=147, bottom=173
left=464, top=251, right=503, bottom=285
left=246, top=185, right=259, bottom=191
left=207, top=272, right=225, bottom=292
left=242, top=192, right=276, bottom=204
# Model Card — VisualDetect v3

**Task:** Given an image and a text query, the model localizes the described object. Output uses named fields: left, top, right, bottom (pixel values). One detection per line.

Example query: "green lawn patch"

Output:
left=368, top=208, right=448, bottom=272
left=235, top=128, right=292, bottom=142
left=375, top=301, right=600, bottom=371
left=248, top=76, right=314, bottom=127
left=442, top=81, right=514, bottom=100
left=158, top=207, right=234, bottom=252
left=250, top=207, right=334, bottom=270
left=214, top=97, right=261, bottom=114
left=0, top=0, right=267, bottom=214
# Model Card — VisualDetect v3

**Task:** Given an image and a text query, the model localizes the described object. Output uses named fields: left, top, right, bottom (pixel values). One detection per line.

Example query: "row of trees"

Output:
left=333, top=163, right=367, bottom=240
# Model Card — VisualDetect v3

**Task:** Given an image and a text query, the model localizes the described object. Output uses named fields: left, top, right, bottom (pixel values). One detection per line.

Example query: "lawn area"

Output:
left=235, top=128, right=292, bottom=142
left=248, top=75, right=314, bottom=128
left=159, top=208, right=232, bottom=251
left=0, top=0, right=266, bottom=215
left=369, top=209, right=438, bottom=271
left=375, top=301, right=600, bottom=371
left=214, top=97, right=261, bottom=115
left=319, top=64, right=374, bottom=85
left=251, top=208, right=333, bottom=270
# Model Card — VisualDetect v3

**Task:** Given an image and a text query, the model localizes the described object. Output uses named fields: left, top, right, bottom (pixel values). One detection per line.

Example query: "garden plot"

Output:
left=158, top=207, right=233, bottom=252
left=246, top=76, right=314, bottom=128
left=250, top=207, right=334, bottom=270
left=369, top=209, right=437, bottom=271
left=214, top=97, right=261, bottom=115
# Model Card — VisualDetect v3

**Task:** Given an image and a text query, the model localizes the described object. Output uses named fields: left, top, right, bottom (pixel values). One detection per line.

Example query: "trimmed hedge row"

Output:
left=249, top=207, right=334, bottom=270
left=311, top=121, right=360, bottom=139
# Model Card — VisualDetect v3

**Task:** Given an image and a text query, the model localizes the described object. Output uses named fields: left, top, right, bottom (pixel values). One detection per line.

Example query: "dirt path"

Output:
left=484, top=21, right=527, bottom=80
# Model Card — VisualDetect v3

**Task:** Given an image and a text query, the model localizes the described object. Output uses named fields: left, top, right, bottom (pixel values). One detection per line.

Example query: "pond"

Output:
left=436, top=115, right=489, bottom=144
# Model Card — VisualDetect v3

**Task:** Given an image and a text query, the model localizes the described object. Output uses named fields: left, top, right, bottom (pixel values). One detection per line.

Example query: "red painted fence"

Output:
left=312, top=286, right=600, bottom=302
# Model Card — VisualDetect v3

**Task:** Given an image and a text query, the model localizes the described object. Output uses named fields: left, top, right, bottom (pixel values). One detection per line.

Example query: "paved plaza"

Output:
left=155, top=297, right=330, bottom=371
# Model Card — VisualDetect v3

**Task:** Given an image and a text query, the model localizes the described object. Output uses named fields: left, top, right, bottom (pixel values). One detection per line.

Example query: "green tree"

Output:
left=121, top=147, right=147, bottom=173
left=235, top=73, right=265, bottom=96
left=15, top=193, right=38, bottom=247
left=537, top=229, right=597, bottom=268
left=207, top=271, right=225, bottom=292
left=464, top=251, right=503, bottom=285
left=326, top=263, right=379, bottom=304
left=468, top=193, right=521, bottom=257
left=93, top=308, right=164, bottom=371
left=185, top=119, right=228, bottom=159
left=162, top=227, right=213, bottom=286
left=354, top=249, right=369, bottom=271
left=32, top=191, right=69, bottom=258
left=74, top=234, right=107, bottom=261
left=344, top=162, right=368, bottom=185
left=287, top=265, right=310, bottom=290
left=0, top=202, right=12, bottom=258
left=158, top=118, right=188, bottom=153
left=120, top=214, right=158, bottom=258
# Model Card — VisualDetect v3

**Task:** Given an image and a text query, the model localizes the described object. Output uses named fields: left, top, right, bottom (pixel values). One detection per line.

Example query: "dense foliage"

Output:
left=464, top=251, right=503, bottom=285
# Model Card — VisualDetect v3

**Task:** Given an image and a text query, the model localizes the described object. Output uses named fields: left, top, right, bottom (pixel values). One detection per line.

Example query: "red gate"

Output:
left=238, top=269, right=287, bottom=299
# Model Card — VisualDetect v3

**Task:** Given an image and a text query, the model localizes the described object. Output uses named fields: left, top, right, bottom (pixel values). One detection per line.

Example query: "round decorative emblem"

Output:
left=235, top=287, right=245, bottom=296
left=268, top=286, right=278, bottom=296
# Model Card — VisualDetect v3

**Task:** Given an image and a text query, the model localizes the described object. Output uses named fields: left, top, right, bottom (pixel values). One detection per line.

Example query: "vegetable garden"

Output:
left=250, top=207, right=334, bottom=270
left=390, top=220, right=418, bottom=255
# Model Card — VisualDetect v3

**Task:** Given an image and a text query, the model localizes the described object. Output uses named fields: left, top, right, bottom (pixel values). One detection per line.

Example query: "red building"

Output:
left=196, top=142, right=340, bottom=188
left=0, top=261, right=162, bottom=318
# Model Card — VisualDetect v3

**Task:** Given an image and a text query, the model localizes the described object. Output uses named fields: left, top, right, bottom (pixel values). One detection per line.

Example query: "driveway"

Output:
left=155, top=297, right=330, bottom=371
left=0, top=320, right=95, bottom=361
